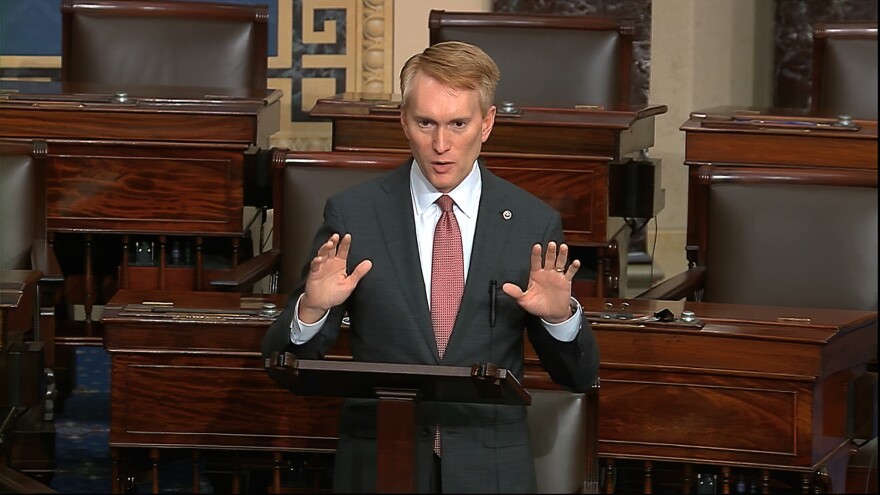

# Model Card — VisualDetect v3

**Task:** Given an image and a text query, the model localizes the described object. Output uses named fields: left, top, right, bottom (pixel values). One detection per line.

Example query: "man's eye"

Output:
left=452, top=121, right=467, bottom=129
left=417, top=120, right=432, bottom=128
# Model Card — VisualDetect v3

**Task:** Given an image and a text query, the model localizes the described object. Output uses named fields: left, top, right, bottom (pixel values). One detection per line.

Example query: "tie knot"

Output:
left=437, top=194, right=455, bottom=213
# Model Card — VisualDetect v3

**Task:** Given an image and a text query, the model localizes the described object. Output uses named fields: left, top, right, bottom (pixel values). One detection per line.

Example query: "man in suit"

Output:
left=262, top=41, right=599, bottom=493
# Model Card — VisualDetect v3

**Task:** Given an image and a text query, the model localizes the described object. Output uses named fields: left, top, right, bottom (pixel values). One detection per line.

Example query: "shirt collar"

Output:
left=410, top=159, right=481, bottom=219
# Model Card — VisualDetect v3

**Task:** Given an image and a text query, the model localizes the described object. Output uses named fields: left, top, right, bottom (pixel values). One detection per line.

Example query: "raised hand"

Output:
left=501, top=241, right=580, bottom=323
left=298, top=233, right=372, bottom=324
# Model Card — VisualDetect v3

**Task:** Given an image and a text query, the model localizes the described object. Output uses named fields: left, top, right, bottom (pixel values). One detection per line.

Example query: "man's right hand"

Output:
left=298, top=233, right=372, bottom=324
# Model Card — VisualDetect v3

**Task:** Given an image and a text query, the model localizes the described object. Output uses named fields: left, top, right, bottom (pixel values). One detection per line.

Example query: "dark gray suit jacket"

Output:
left=262, top=160, right=599, bottom=493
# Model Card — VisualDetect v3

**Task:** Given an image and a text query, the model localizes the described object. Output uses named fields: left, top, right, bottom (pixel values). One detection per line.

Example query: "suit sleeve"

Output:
left=261, top=199, right=349, bottom=360
left=523, top=212, right=600, bottom=393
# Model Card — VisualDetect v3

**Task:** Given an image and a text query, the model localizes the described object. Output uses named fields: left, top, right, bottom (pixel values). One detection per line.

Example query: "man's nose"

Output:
left=432, top=128, right=451, bottom=153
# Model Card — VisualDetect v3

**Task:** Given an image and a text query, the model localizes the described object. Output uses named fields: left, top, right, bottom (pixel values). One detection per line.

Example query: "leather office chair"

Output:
left=211, top=149, right=405, bottom=294
left=0, top=141, right=64, bottom=358
left=638, top=165, right=877, bottom=311
left=0, top=141, right=62, bottom=482
left=429, top=9, right=633, bottom=109
left=635, top=165, right=877, bottom=493
left=810, top=22, right=878, bottom=120
left=528, top=385, right=600, bottom=494
left=61, top=0, right=268, bottom=91
left=213, top=149, right=601, bottom=493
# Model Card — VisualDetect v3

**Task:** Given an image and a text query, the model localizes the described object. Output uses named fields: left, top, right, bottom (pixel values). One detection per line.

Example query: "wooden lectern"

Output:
left=266, top=352, right=531, bottom=493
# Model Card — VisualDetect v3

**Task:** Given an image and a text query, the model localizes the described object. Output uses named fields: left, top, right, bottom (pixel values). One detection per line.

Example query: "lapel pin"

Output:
left=502, top=210, right=512, bottom=220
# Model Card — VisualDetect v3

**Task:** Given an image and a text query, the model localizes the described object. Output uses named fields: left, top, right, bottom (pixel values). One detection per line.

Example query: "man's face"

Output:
left=401, top=73, right=496, bottom=193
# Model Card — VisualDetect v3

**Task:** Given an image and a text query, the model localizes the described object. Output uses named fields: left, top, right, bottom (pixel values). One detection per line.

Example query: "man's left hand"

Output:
left=502, top=241, right=580, bottom=323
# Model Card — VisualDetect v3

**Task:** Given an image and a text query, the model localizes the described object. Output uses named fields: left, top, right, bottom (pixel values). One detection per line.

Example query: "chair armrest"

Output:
left=635, top=266, right=706, bottom=301
left=210, top=248, right=282, bottom=292
left=0, top=462, right=57, bottom=494
left=30, top=241, right=63, bottom=285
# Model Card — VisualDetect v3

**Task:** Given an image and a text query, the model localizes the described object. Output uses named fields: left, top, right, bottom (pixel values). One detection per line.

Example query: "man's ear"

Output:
left=481, top=105, right=497, bottom=143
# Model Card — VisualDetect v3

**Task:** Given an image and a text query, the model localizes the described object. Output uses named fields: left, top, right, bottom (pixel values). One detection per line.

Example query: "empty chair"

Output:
left=211, top=149, right=406, bottom=293
left=810, top=22, right=878, bottom=120
left=61, top=0, right=268, bottom=91
left=0, top=141, right=62, bottom=470
left=639, top=165, right=877, bottom=310
left=0, top=141, right=63, bottom=352
left=429, top=9, right=633, bottom=109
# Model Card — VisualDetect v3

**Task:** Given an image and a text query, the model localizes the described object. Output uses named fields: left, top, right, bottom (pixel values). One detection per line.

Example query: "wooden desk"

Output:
left=101, top=289, right=595, bottom=493
left=682, top=107, right=877, bottom=170
left=103, top=289, right=876, bottom=493
left=0, top=79, right=280, bottom=292
left=311, top=93, right=668, bottom=297
left=561, top=297, right=877, bottom=493
left=102, top=290, right=341, bottom=493
left=0, top=80, right=282, bottom=375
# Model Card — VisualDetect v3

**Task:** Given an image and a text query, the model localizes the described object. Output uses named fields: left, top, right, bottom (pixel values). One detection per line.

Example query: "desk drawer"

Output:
left=109, top=353, right=341, bottom=451
left=486, top=156, right=609, bottom=245
left=45, top=143, right=244, bottom=234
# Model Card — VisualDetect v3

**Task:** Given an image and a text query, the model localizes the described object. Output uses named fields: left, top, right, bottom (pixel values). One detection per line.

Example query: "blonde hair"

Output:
left=400, top=41, right=500, bottom=115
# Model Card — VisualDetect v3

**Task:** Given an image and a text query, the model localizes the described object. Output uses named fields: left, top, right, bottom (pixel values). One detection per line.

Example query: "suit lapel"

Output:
left=373, top=162, right=439, bottom=360
left=444, top=165, right=513, bottom=359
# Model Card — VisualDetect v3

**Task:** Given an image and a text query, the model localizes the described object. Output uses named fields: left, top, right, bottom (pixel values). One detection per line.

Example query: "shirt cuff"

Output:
left=290, top=293, right=329, bottom=345
left=541, top=297, right=582, bottom=342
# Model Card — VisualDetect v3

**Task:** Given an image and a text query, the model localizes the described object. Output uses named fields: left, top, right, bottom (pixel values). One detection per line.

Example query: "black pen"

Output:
left=489, top=280, right=497, bottom=329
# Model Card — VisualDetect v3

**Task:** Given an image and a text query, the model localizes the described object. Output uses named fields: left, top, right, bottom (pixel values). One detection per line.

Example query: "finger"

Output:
left=336, top=233, right=353, bottom=261
left=565, top=259, right=581, bottom=281
left=555, top=243, right=569, bottom=271
left=318, top=234, right=339, bottom=258
left=308, top=255, right=324, bottom=273
left=544, top=241, right=558, bottom=270
left=529, top=244, right=543, bottom=272
left=348, top=259, right=373, bottom=283
left=501, top=282, right=525, bottom=299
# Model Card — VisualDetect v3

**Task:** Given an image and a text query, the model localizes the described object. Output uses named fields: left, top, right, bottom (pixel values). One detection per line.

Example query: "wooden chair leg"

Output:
left=232, top=451, right=241, bottom=495
left=682, top=463, right=693, bottom=494
left=192, top=450, right=200, bottom=493
left=721, top=466, right=731, bottom=494
left=643, top=460, right=653, bottom=494
left=603, top=458, right=615, bottom=494
left=273, top=451, right=283, bottom=493
left=150, top=448, right=160, bottom=495
left=801, top=472, right=812, bottom=494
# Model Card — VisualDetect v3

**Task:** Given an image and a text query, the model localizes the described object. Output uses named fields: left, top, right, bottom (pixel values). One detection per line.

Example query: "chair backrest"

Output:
left=0, top=142, right=41, bottom=271
left=691, top=166, right=877, bottom=310
left=527, top=386, right=600, bottom=493
left=429, top=10, right=632, bottom=109
left=61, top=0, right=268, bottom=91
left=276, top=151, right=408, bottom=294
left=811, top=22, right=878, bottom=119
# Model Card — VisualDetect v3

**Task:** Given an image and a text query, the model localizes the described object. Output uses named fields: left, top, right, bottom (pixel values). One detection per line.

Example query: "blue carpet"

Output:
left=50, top=347, right=113, bottom=494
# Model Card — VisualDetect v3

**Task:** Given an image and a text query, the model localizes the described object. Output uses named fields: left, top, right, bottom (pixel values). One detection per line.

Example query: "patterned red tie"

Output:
left=431, top=195, right=464, bottom=456
left=431, top=195, right=464, bottom=359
